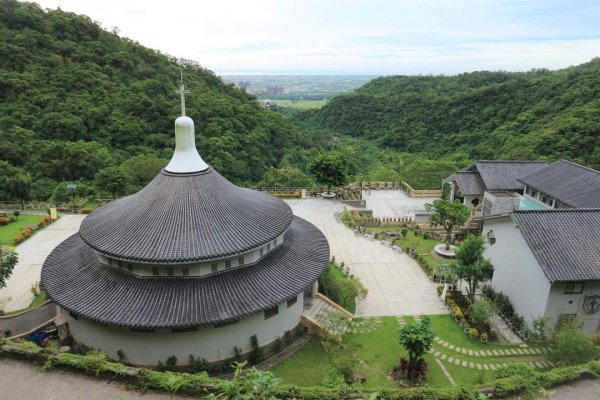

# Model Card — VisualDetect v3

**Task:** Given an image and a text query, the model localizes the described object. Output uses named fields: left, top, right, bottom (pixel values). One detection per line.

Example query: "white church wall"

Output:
left=545, top=281, right=600, bottom=333
left=67, top=293, right=304, bottom=365
left=483, top=217, right=551, bottom=328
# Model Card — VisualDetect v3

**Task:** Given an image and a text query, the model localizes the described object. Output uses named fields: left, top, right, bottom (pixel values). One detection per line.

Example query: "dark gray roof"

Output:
left=80, top=168, right=294, bottom=263
left=517, top=159, right=600, bottom=208
left=512, top=209, right=600, bottom=282
left=450, top=171, right=486, bottom=196
left=42, top=216, right=329, bottom=328
left=475, top=161, right=548, bottom=191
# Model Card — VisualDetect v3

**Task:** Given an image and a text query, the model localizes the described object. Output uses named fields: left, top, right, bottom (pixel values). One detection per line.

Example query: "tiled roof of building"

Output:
left=450, top=171, right=486, bottom=196
left=512, top=209, right=600, bottom=282
left=79, top=167, right=294, bottom=263
left=42, top=216, right=329, bottom=328
left=474, top=161, right=548, bottom=191
left=517, top=159, right=600, bottom=208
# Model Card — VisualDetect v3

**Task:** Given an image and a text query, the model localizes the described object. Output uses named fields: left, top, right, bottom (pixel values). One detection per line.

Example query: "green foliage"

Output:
left=318, top=262, right=363, bottom=312
left=547, top=319, right=598, bottom=366
left=94, top=166, right=129, bottom=199
left=453, top=235, right=494, bottom=304
left=0, top=161, right=32, bottom=208
left=188, top=355, right=209, bottom=373
left=50, top=181, right=95, bottom=207
left=321, top=366, right=346, bottom=388
left=398, top=316, right=435, bottom=364
left=468, top=299, right=496, bottom=331
left=259, top=166, right=312, bottom=188
left=120, top=154, right=167, bottom=190
left=250, top=334, right=264, bottom=364
left=0, top=245, right=18, bottom=289
left=307, top=152, right=348, bottom=193
left=296, top=60, right=600, bottom=169
left=425, top=199, right=470, bottom=249
left=315, top=309, right=351, bottom=343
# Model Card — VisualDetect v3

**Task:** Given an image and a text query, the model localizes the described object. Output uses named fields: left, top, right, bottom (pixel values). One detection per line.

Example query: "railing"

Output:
left=401, top=182, right=442, bottom=198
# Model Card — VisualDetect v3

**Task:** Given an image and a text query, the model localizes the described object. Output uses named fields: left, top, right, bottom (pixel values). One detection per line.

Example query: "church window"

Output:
left=264, top=305, right=279, bottom=320
left=127, top=264, right=133, bottom=272
left=152, top=268, right=159, bottom=276
left=564, top=282, right=584, bottom=294
left=267, top=243, right=271, bottom=251
left=287, top=296, right=297, bottom=308
left=225, top=260, right=231, bottom=269
left=238, top=256, right=244, bottom=266
left=167, top=267, right=174, bottom=276
left=182, top=267, right=189, bottom=276
left=108, top=258, right=113, bottom=266
left=117, top=260, right=123, bottom=269
left=211, top=263, right=218, bottom=272
left=260, top=248, right=264, bottom=257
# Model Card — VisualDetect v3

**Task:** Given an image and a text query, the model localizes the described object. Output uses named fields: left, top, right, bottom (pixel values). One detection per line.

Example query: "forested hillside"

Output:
left=0, top=0, right=320, bottom=200
left=296, top=60, right=600, bottom=169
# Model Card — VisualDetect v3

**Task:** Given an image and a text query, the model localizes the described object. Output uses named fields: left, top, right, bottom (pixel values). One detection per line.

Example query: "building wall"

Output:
left=483, top=217, right=551, bottom=328
left=66, top=293, right=304, bottom=365
left=545, top=281, right=600, bottom=334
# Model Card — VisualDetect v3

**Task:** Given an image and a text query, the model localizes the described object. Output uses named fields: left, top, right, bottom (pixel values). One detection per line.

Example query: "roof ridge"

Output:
left=557, top=159, right=600, bottom=174
left=514, top=208, right=600, bottom=214
left=476, top=160, right=548, bottom=164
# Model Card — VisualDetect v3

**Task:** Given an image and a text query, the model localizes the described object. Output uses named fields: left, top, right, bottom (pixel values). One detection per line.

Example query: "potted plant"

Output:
left=468, top=327, right=478, bottom=338
left=460, top=317, right=467, bottom=328
left=480, top=333, right=488, bottom=344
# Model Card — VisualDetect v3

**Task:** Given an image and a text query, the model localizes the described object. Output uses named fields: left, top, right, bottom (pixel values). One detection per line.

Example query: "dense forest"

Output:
left=0, top=0, right=328, bottom=201
left=295, top=60, right=600, bottom=169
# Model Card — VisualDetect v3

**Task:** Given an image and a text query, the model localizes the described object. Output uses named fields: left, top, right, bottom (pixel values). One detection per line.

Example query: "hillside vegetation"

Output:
left=296, top=60, right=600, bottom=169
left=0, top=0, right=320, bottom=199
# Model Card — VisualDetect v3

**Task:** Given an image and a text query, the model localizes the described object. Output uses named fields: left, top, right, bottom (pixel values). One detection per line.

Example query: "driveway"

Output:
left=0, top=215, right=85, bottom=312
left=286, top=198, right=447, bottom=317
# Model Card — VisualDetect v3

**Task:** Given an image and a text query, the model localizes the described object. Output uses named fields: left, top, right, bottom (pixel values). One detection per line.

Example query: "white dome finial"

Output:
left=165, top=71, right=208, bottom=173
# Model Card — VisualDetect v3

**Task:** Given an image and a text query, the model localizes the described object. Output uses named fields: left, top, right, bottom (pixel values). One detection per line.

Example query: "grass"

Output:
left=269, top=338, right=331, bottom=386
left=271, top=99, right=328, bottom=109
left=326, top=263, right=356, bottom=313
left=0, top=215, right=45, bottom=245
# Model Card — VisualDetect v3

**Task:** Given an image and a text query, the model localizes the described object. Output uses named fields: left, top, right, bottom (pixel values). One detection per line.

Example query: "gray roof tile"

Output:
left=450, top=171, right=486, bottom=196
left=475, top=161, right=548, bottom=191
left=512, top=209, right=600, bottom=282
left=517, top=159, right=600, bottom=208
left=80, top=168, right=293, bottom=263
left=42, top=217, right=329, bottom=328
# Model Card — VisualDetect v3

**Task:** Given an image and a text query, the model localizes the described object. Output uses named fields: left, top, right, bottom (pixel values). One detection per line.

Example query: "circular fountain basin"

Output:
left=434, top=244, right=457, bottom=258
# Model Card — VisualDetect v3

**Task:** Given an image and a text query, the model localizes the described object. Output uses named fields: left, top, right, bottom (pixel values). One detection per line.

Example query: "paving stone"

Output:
left=492, top=350, right=500, bottom=356
left=448, top=357, right=454, bottom=363
left=443, top=342, right=450, bottom=348
left=516, top=349, right=525, bottom=355
left=483, top=364, right=489, bottom=370
left=476, top=364, right=482, bottom=370
left=448, top=345, right=455, bottom=350
left=461, top=360, right=468, bottom=367
left=468, top=350, right=474, bottom=356
left=469, top=362, right=475, bottom=369
left=441, top=354, right=447, bottom=360
left=510, top=349, right=518, bottom=355
left=454, top=359, right=461, bottom=365
left=489, top=364, right=496, bottom=370
left=473, top=350, right=480, bottom=356
left=434, top=351, right=441, bottom=357
left=461, top=348, right=468, bottom=354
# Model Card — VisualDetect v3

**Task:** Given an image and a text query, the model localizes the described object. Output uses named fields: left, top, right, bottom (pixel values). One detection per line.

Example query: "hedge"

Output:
left=1, top=340, right=598, bottom=399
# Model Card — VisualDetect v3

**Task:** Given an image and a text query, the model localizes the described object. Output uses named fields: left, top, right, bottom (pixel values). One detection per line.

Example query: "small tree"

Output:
left=94, top=166, right=129, bottom=200
left=316, top=309, right=351, bottom=343
left=51, top=181, right=95, bottom=211
left=453, top=235, right=494, bottom=304
left=307, top=152, right=348, bottom=195
left=0, top=246, right=18, bottom=289
left=337, top=277, right=368, bottom=309
left=397, top=316, right=434, bottom=384
left=424, top=199, right=470, bottom=250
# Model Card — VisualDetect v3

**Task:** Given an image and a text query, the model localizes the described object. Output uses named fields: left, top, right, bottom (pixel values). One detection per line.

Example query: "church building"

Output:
left=41, top=84, right=330, bottom=365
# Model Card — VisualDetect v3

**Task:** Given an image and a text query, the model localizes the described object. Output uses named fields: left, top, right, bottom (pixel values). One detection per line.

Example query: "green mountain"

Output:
left=0, top=0, right=315, bottom=199
left=295, top=60, right=600, bottom=169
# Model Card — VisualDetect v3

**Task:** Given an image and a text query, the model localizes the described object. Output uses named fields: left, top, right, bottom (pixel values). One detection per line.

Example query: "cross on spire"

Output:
left=175, top=66, right=190, bottom=116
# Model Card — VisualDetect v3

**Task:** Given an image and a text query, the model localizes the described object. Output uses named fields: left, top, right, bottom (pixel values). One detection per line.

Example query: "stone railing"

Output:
left=401, top=182, right=442, bottom=198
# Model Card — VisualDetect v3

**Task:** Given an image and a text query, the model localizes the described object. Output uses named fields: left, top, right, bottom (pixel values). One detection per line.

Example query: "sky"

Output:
left=32, top=0, right=600, bottom=75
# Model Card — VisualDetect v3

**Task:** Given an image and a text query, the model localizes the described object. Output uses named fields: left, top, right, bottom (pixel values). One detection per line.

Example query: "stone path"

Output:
left=286, top=199, right=447, bottom=317
left=0, top=215, right=85, bottom=312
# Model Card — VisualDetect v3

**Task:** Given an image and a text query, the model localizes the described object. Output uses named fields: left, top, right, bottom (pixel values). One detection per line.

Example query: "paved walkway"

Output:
left=286, top=199, right=447, bottom=317
left=362, top=190, right=437, bottom=218
left=0, top=215, right=85, bottom=312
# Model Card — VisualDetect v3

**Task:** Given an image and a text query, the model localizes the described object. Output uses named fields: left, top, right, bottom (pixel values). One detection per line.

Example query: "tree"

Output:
left=424, top=199, right=470, bottom=250
left=453, top=235, right=494, bottom=304
left=307, top=152, right=348, bottom=194
left=51, top=181, right=95, bottom=211
left=121, top=154, right=168, bottom=189
left=0, top=246, right=18, bottom=289
left=0, top=162, right=32, bottom=209
left=95, top=166, right=129, bottom=199
left=336, top=277, right=368, bottom=308
left=397, top=316, right=434, bottom=384
left=259, top=166, right=312, bottom=188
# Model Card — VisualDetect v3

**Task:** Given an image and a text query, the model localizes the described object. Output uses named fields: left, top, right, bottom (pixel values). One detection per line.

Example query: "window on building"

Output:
left=564, top=282, right=584, bottom=294
left=225, top=260, right=231, bottom=269
left=482, top=199, right=493, bottom=216
left=211, top=263, right=218, bottom=272
left=182, top=267, right=189, bottom=276
left=267, top=243, right=271, bottom=251
left=486, top=230, right=496, bottom=246
left=167, top=267, right=174, bottom=276
left=557, top=313, right=577, bottom=328
left=260, top=248, right=264, bottom=257
left=108, top=258, right=113, bottom=266
left=152, top=267, right=159, bottom=276
left=264, top=305, right=279, bottom=320
left=287, top=296, right=297, bottom=308
left=127, top=264, right=133, bottom=272
left=172, top=326, right=198, bottom=333
left=238, top=256, right=245, bottom=266
left=130, top=327, right=155, bottom=333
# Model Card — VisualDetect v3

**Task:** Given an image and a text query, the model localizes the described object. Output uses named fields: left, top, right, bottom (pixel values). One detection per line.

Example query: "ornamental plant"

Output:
left=397, top=316, right=435, bottom=384
left=469, top=328, right=478, bottom=338
left=480, top=333, right=488, bottom=342
left=21, top=228, right=31, bottom=238
left=13, top=234, right=24, bottom=244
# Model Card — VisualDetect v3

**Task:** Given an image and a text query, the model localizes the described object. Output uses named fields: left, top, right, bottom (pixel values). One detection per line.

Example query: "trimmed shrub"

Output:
left=13, top=233, right=24, bottom=244
left=0, top=217, right=8, bottom=226
left=80, top=208, right=94, bottom=214
left=21, top=229, right=32, bottom=238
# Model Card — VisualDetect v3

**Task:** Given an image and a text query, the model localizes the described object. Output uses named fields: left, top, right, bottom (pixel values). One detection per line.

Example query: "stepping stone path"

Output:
left=347, top=317, right=382, bottom=334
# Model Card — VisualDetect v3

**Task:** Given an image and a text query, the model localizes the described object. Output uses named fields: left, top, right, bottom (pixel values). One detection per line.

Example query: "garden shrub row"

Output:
left=1, top=339, right=598, bottom=399
left=13, top=215, right=53, bottom=244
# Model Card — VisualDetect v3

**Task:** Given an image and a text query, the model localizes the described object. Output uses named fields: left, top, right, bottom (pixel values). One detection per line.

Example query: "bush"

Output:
left=188, top=355, right=209, bottom=373
left=468, top=328, right=478, bottom=338
left=13, top=211, right=19, bottom=218
left=21, top=229, right=31, bottom=238
left=547, top=320, right=598, bottom=366
left=469, top=298, right=496, bottom=330
left=0, top=217, right=8, bottom=226
left=80, top=208, right=94, bottom=214
left=8, top=215, right=17, bottom=223
left=250, top=335, right=264, bottom=364
left=13, top=234, right=24, bottom=244
left=37, top=220, right=46, bottom=228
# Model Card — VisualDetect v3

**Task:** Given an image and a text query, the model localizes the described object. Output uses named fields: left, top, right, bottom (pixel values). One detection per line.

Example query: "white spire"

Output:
left=165, top=71, right=208, bottom=173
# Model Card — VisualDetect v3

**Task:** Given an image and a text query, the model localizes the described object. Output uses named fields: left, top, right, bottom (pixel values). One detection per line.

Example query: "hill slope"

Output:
left=296, top=60, right=600, bottom=169
left=0, top=0, right=311, bottom=197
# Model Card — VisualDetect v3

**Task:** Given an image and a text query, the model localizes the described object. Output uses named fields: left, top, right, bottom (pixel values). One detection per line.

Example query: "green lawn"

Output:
left=270, top=315, right=547, bottom=388
left=0, top=215, right=45, bottom=245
